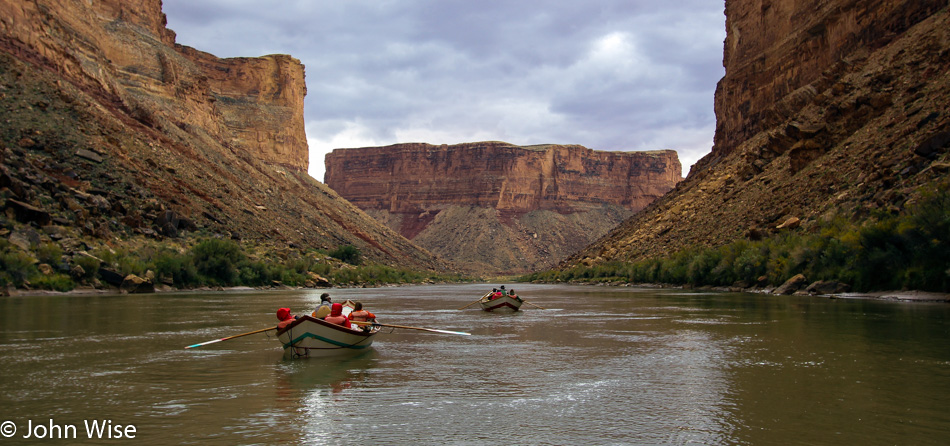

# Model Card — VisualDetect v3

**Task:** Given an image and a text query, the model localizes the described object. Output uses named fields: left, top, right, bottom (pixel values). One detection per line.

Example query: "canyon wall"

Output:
left=326, top=142, right=682, bottom=274
left=0, top=0, right=443, bottom=271
left=0, top=0, right=308, bottom=170
left=326, top=142, right=680, bottom=217
left=569, top=0, right=950, bottom=268
left=709, top=0, right=948, bottom=163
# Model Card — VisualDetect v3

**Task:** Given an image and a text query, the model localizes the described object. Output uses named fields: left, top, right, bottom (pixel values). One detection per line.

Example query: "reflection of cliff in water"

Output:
left=274, top=349, right=379, bottom=402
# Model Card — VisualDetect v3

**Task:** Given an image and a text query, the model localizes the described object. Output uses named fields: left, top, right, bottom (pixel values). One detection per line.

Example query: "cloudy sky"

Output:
left=161, top=1, right=726, bottom=181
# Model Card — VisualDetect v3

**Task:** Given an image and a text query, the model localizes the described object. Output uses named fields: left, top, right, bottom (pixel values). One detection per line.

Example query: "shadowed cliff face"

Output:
left=711, top=0, right=948, bottom=162
left=326, top=142, right=682, bottom=274
left=0, top=0, right=443, bottom=270
left=569, top=0, right=950, bottom=268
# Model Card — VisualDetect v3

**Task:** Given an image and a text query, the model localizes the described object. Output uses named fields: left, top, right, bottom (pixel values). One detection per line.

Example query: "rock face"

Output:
left=326, top=142, right=682, bottom=274
left=568, top=0, right=950, bottom=267
left=0, top=0, right=442, bottom=270
left=0, top=0, right=307, bottom=171
left=712, top=0, right=949, bottom=161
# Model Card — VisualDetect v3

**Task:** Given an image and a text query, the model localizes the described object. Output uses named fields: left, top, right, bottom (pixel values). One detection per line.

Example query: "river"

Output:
left=1, top=284, right=948, bottom=445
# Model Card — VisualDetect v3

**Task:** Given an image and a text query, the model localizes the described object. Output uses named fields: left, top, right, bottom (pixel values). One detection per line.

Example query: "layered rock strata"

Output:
left=326, top=142, right=682, bottom=273
left=569, top=1, right=950, bottom=269
left=0, top=0, right=308, bottom=170
left=710, top=0, right=949, bottom=164
left=0, top=0, right=442, bottom=270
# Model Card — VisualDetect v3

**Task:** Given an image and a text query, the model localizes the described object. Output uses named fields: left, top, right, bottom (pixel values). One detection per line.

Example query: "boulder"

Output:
left=120, top=274, right=155, bottom=294
left=774, top=274, right=807, bottom=295
left=8, top=228, right=41, bottom=250
left=307, top=272, right=332, bottom=288
left=805, top=280, right=851, bottom=295
left=69, top=264, right=86, bottom=280
left=98, top=268, right=125, bottom=286
left=775, top=216, right=801, bottom=230
left=75, top=148, right=104, bottom=163
left=6, top=199, right=51, bottom=226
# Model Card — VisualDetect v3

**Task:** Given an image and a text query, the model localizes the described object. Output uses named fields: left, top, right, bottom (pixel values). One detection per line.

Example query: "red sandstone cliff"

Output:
left=569, top=0, right=950, bottom=267
left=326, top=142, right=682, bottom=274
left=0, top=0, right=443, bottom=270
left=327, top=142, right=680, bottom=217
left=0, top=0, right=307, bottom=170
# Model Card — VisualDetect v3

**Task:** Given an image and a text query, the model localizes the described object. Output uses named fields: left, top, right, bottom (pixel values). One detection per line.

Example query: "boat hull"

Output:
left=276, top=315, right=378, bottom=358
left=479, top=295, right=523, bottom=312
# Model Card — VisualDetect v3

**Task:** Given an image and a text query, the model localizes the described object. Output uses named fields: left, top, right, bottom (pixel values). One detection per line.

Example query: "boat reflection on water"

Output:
left=274, top=349, right=379, bottom=402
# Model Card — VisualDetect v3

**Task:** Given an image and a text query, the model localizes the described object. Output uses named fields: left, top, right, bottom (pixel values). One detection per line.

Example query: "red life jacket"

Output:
left=324, top=303, right=351, bottom=328
left=277, top=318, right=295, bottom=330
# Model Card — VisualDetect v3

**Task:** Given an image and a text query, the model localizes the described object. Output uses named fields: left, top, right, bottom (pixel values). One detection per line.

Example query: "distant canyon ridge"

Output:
left=325, top=142, right=682, bottom=274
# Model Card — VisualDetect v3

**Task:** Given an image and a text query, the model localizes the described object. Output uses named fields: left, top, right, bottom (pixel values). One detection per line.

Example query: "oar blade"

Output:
left=185, top=338, right=225, bottom=349
left=425, top=328, right=472, bottom=336
left=184, top=326, right=277, bottom=349
left=352, top=321, right=471, bottom=336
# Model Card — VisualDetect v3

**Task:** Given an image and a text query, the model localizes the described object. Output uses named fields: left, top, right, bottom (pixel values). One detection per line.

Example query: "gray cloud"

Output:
left=162, top=0, right=725, bottom=180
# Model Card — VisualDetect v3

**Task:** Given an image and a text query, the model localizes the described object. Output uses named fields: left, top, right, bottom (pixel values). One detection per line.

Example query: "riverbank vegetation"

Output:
left=521, top=183, right=950, bottom=293
left=1, top=237, right=470, bottom=293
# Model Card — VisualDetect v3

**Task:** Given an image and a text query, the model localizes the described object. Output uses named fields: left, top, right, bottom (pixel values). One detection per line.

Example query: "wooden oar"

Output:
left=521, top=300, right=546, bottom=310
left=351, top=321, right=471, bottom=336
left=458, top=293, right=491, bottom=310
left=184, top=326, right=277, bottom=349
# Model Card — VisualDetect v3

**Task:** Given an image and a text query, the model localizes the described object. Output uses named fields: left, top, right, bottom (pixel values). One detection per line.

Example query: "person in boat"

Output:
left=348, top=301, right=377, bottom=332
left=508, top=288, right=518, bottom=299
left=324, top=302, right=352, bottom=328
left=493, top=286, right=505, bottom=299
left=488, top=288, right=498, bottom=300
left=313, top=293, right=332, bottom=318
left=276, top=307, right=295, bottom=330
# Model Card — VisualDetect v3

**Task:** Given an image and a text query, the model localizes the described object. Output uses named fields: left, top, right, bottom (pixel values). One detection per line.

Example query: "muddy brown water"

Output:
left=1, top=284, right=949, bottom=445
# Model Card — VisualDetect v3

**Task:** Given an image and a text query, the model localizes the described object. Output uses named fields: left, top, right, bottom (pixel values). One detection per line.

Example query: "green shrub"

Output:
left=329, top=245, right=361, bottom=265
left=520, top=184, right=950, bottom=293
left=0, top=247, right=37, bottom=287
left=72, top=255, right=101, bottom=280
left=31, top=273, right=74, bottom=292
left=152, top=250, right=197, bottom=287
left=192, top=238, right=245, bottom=285
left=36, top=242, right=63, bottom=266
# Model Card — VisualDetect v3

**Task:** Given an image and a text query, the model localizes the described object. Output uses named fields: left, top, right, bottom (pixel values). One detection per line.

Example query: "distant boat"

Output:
left=479, top=293, right=524, bottom=312
left=276, top=301, right=379, bottom=357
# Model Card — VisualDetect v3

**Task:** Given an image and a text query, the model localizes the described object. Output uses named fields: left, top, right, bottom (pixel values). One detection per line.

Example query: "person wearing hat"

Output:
left=324, top=303, right=351, bottom=328
left=276, top=307, right=295, bottom=330
left=313, top=293, right=332, bottom=318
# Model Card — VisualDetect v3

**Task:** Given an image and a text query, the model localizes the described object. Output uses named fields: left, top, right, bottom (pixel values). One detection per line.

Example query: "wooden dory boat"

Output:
left=479, top=294, right=524, bottom=312
left=276, top=315, right=380, bottom=358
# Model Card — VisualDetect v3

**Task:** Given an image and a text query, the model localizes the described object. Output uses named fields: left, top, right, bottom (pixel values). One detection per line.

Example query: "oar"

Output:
left=458, top=293, right=491, bottom=310
left=351, top=321, right=471, bottom=336
left=521, top=300, right=546, bottom=310
left=184, top=326, right=277, bottom=349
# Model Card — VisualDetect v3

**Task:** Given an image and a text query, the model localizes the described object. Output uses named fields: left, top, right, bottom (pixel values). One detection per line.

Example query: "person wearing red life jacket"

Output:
left=348, top=301, right=376, bottom=331
left=324, top=302, right=351, bottom=328
left=276, top=307, right=295, bottom=330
